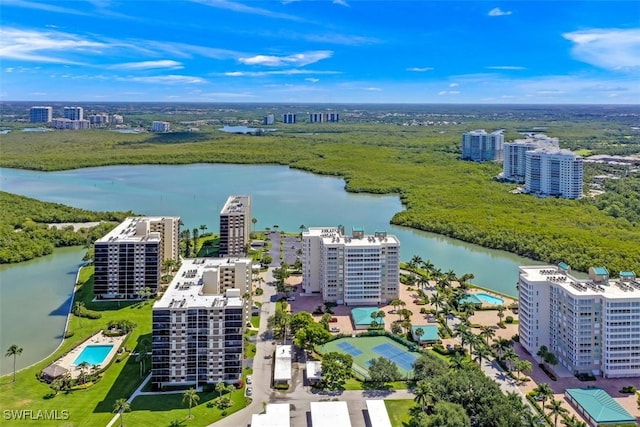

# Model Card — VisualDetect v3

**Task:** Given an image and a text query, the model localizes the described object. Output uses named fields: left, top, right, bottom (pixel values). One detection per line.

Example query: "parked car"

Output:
left=329, top=317, right=338, bottom=323
left=246, top=387, right=253, bottom=396
left=246, top=375, right=252, bottom=384
left=264, top=354, right=272, bottom=359
left=286, top=296, right=296, bottom=301
left=330, top=327, right=340, bottom=333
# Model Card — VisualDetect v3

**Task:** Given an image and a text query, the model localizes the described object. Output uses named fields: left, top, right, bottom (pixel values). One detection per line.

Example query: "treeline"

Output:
left=0, top=192, right=132, bottom=263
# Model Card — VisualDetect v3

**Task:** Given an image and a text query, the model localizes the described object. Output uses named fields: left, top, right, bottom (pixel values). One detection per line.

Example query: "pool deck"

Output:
left=55, top=331, right=125, bottom=378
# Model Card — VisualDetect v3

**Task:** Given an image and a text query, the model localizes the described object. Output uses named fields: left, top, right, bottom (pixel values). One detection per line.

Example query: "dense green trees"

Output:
left=320, top=352, right=353, bottom=391
left=0, top=192, right=130, bottom=263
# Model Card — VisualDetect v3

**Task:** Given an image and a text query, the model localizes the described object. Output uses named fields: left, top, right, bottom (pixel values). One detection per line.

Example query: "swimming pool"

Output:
left=474, top=293, right=504, bottom=305
left=72, top=344, right=114, bottom=366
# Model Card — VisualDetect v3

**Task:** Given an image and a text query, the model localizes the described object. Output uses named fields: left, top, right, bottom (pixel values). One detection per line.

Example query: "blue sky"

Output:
left=1, top=1, right=638, bottom=103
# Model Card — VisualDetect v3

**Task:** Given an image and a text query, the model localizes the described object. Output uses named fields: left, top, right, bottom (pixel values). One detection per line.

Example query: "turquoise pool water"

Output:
left=72, top=344, right=113, bottom=366
left=475, top=293, right=504, bottom=305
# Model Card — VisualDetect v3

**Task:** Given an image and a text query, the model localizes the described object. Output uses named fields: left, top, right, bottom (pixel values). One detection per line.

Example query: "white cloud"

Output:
left=406, top=67, right=434, bottom=72
left=3, top=0, right=89, bottom=16
left=0, top=28, right=107, bottom=64
left=238, top=50, right=332, bottom=67
left=364, top=87, right=382, bottom=91
left=120, top=75, right=207, bottom=84
left=438, top=90, right=460, bottom=95
left=109, top=60, right=183, bottom=70
left=485, top=66, right=525, bottom=70
left=563, top=28, right=640, bottom=71
left=488, top=7, right=512, bottom=17
left=191, top=0, right=305, bottom=22
left=224, top=69, right=340, bottom=77
left=333, top=0, right=349, bottom=7
left=200, top=92, right=256, bottom=98
left=4, top=68, right=14, bottom=73
left=449, top=83, right=459, bottom=87
left=306, top=78, right=320, bottom=83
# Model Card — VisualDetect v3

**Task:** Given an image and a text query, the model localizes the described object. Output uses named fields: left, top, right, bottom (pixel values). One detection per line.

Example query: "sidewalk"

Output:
left=104, top=373, right=152, bottom=427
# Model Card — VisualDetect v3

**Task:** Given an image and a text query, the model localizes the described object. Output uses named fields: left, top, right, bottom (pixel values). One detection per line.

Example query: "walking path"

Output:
left=105, top=373, right=152, bottom=427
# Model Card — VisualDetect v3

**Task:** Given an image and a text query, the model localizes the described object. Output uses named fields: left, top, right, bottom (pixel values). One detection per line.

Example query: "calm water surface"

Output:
left=0, top=164, right=539, bottom=374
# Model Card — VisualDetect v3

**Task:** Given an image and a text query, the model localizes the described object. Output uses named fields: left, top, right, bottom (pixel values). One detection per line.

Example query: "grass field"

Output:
left=385, top=399, right=414, bottom=427
left=319, top=336, right=417, bottom=378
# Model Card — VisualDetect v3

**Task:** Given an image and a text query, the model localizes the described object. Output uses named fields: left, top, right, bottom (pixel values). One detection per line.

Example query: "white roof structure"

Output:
left=365, top=400, right=392, bottom=427
left=251, top=403, right=290, bottom=427
left=274, top=345, right=292, bottom=382
left=306, top=361, right=322, bottom=381
left=310, top=401, right=351, bottom=427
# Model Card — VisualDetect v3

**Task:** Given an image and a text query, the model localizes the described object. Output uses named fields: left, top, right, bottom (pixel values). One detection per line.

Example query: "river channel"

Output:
left=0, top=164, right=540, bottom=375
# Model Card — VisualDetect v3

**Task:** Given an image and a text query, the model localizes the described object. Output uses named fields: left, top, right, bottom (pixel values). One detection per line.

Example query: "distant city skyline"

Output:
left=1, top=1, right=638, bottom=104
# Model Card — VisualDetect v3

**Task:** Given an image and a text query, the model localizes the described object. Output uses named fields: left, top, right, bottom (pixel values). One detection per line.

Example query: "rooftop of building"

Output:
left=221, top=195, right=251, bottom=215
left=96, top=216, right=180, bottom=243
left=305, top=226, right=399, bottom=246
left=250, top=403, right=290, bottom=427
left=365, top=400, right=392, bottom=427
left=527, top=146, right=581, bottom=157
left=274, top=345, right=292, bottom=381
left=310, top=401, right=351, bottom=427
left=306, top=361, right=322, bottom=380
left=411, top=325, right=440, bottom=341
left=565, top=388, right=635, bottom=424
left=519, top=265, right=640, bottom=299
left=351, top=307, right=384, bottom=326
left=464, top=129, right=504, bottom=135
left=154, top=257, right=249, bottom=309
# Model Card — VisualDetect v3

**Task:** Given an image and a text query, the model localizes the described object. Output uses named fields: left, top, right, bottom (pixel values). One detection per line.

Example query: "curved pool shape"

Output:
left=474, top=293, right=504, bottom=305
left=72, top=344, right=114, bottom=366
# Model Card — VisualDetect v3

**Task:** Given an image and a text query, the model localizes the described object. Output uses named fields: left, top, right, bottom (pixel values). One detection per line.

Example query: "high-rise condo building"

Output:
left=309, top=113, right=324, bottom=123
left=51, top=118, right=90, bottom=130
left=263, top=114, right=275, bottom=125
left=302, top=226, right=400, bottom=305
left=94, top=216, right=180, bottom=299
left=518, top=265, right=640, bottom=378
left=29, top=106, right=53, bottom=123
left=151, top=121, right=171, bottom=132
left=152, top=268, right=245, bottom=388
left=282, top=113, right=297, bottom=124
left=88, top=113, right=110, bottom=126
left=63, top=106, right=84, bottom=121
left=324, top=113, right=339, bottom=122
left=219, top=196, right=251, bottom=257
left=525, top=147, right=583, bottom=199
left=461, top=129, right=504, bottom=162
left=503, top=134, right=559, bottom=183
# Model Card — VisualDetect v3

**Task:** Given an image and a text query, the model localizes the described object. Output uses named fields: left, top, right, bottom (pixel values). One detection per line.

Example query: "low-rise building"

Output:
left=305, top=361, right=322, bottom=386
left=310, top=401, right=351, bottom=427
left=251, top=403, right=290, bottom=427
left=274, top=345, right=292, bottom=386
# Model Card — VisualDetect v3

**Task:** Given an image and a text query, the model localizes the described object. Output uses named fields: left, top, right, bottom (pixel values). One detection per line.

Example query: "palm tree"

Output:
left=521, top=410, right=543, bottom=427
left=199, top=224, right=207, bottom=235
left=215, top=381, right=227, bottom=398
left=420, top=259, right=435, bottom=275
left=429, top=292, right=445, bottom=317
left=472, top=344, right=491, bottom=366
left=479, top=325, right=496, bottom=346
left=546, top=399, right=568, bottom=426
left=450, top=352, right=465, bottom=370
left=5, top=344, right=23, bottom=383
left=414, top=327, right=424, bottom=345
left=533, top=383, right=554, bottom=414
left=77, top=361, right=90, bottom=384
left=497, top=305, right=506, bottom=324
left=491, top=337, right=512, bottom=361
left=74, top=301, right=85, bottom=327
left=183, top=388, right=200, bottom=419
left=113, top=398, right=130, bottom=427
left=192, top=228, right=199, bottom=255
left=515, top=359, right=532, bottom=383
left=562, top=415, right=587, bottom=427
left=413, top=380, right=436, bottom=413
left=502, top=347, right=518, bottom=371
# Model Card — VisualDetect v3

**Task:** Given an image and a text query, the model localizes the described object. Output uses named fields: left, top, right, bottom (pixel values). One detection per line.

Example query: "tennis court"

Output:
left=319, top=336, right=417, bottom=378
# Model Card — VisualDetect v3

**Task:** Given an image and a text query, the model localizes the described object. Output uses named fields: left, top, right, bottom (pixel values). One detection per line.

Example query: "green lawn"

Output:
left=125, top=388, right=250, bottom=427
left=385, top=399, right=414, bottom=427
left=250, top=316, right=260, bottom=328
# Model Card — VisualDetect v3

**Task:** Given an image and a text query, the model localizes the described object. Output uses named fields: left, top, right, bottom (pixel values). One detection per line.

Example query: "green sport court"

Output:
left=319, top=336, right=418, bottom=378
